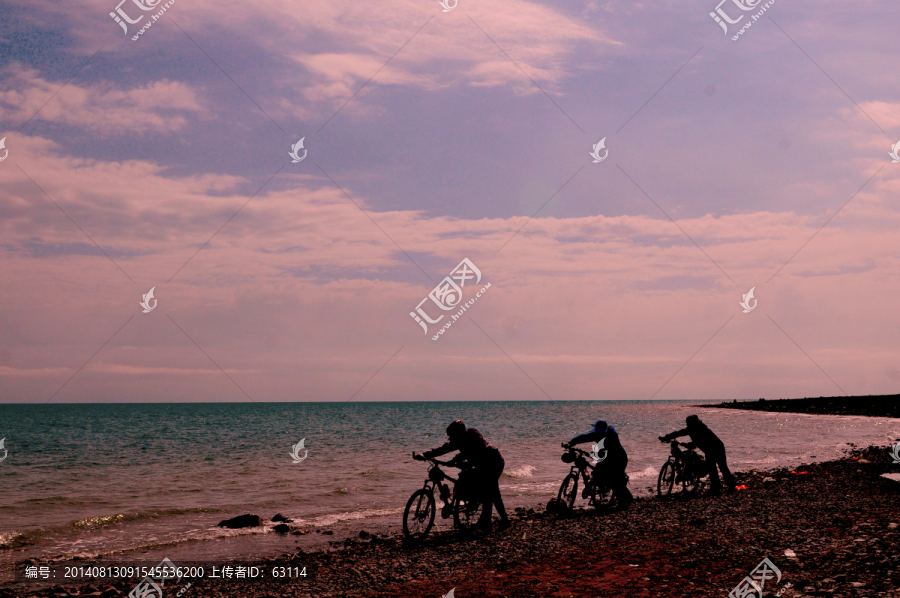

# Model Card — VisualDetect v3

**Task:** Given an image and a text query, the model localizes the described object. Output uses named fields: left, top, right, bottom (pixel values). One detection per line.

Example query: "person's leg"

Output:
left=493, top=474, right=509, bottom=523
left=704, top=450, right=722, bottom=493
left=488, top=459, right=510, bottom=529
left=474, top=468, right=494, bottom=528
left=717, top=451, right=736, bottom=491
left=493, top=475, right=510, bottom=530
left=613, top=458, right=632, bottom=508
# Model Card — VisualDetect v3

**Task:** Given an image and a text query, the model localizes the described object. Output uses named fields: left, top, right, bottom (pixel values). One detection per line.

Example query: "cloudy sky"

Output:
left=0, top=0, right=898, bottom=403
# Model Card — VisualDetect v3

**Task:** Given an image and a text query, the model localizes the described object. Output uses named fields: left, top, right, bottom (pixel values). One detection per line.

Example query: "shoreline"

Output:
left=6, top=444, right=900, bottom=598
left=700, top=393, right=900, bottom=418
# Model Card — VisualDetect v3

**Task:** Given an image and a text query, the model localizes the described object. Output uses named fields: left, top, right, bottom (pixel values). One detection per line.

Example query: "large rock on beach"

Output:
left=217, top=514, right=264, bottom=529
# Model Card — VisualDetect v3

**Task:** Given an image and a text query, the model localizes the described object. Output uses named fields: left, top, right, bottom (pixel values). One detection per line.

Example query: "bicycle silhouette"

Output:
left=657, top=440, right=708, bottom=497
left=556, top=443, right=626, bottom=512
left=403, top=455, right=483, bottom=540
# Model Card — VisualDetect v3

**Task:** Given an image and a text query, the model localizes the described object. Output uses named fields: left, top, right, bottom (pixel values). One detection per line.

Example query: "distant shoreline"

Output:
left=700, top=393, right=900, bottom=418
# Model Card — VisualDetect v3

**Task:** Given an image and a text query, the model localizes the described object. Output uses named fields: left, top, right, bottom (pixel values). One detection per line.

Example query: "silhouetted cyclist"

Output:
left=566, top=419, right=633, bottom=509
left=660, top=414, right=736, bottom=495
left=414, top=420, right=510, bottom=532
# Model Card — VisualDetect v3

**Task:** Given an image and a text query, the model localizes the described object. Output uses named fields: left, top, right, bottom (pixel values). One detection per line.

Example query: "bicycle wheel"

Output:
left=557, top=472, right=579, bottom=511
left=453, top=497, right=484, bottom=532
left=403, top=488, right=435, bottom=540
left=657, top=461, right=676, bottom=498
left=590, top=482, right=616, bottom=511
left=682, top=457, right=702, bottom=495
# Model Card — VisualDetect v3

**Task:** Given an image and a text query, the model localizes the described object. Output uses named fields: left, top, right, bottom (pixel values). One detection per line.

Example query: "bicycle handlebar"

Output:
left=670, top=440, right=696, bottom=450
left=561, top=444, right=592, bottom=457
left=413, top=452, right=468, bottom=468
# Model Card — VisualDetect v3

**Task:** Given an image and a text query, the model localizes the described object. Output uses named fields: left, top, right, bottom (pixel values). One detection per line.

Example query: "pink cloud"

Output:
left=2, top=139, right=899, bottom=402
left=0, top=64, right=205, bottom=134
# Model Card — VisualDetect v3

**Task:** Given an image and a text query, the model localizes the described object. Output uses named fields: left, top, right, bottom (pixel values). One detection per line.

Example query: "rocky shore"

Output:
left=5, top=445, right=899, bottom=598
left=702, top=394, right=900, bottom=418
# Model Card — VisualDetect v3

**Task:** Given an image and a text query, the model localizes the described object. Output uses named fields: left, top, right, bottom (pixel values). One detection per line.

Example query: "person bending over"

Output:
left=660, top=414, right=736, bottom=495
left=566, top=419, right=633, bottom=510
left=414, top=420, right=510, bottom=532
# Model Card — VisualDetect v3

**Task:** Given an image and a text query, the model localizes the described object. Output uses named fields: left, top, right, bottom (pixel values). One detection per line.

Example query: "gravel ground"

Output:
left=5, top=444, right=899, bottom=598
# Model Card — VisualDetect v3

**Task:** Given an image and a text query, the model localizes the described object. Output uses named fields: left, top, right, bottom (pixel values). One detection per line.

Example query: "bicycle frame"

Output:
left=667, top=441, right=705, bottom=489
left=561, top=446, right=606, bottom=506
left=423, top=462, right=456, bottom=504
left=404, top=456, right=483, bottom=540
left=424, top=459, right=481, bottom=520
left=568, top=459, right=594, bottom=486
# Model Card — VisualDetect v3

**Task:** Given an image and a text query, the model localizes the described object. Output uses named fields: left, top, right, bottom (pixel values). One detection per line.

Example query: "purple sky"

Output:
left=0, top=0, right=898, bottom=402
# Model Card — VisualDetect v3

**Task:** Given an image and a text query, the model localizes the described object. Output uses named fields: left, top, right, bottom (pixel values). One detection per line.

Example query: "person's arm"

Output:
left=446, top=453, right=467, bottom=467
left=660, top=427, right=689, bottom=442
left=422, top=440, right=456, bottom=459
left=568, top=431, right=600, bottom=446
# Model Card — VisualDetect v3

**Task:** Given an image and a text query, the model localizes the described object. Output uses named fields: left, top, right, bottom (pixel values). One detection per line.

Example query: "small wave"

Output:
left=740, top=455, right=782, bottom=466
left=309, top=508, right=402, bottom=528
left=68, top=507, right=219, bottom=530
left=626, top=466, right=658, bottom=480
left=73, top=514, right=127, bottom=529
left=503, top=465, right=535, bottom=479
left=0, top=531, right=27, bottom=549
left=503, top=481, right=558, bottom=494
left=37, top=524, right=275, bottom=562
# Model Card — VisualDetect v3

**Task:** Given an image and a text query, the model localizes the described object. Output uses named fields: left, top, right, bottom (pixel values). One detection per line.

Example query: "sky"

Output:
left=0, top=0, right=898, bottom=403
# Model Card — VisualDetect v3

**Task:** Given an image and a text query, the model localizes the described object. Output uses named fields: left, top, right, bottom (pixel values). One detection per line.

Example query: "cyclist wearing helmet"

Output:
left=414, top=420, right=510, bottom=532
left=660, top=414, right=735, bottom=495
left=565, top=420, right=633, bottom=509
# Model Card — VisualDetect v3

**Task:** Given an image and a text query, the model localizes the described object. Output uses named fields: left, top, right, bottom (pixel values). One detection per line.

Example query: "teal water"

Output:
left=1, top=401, right=899, bottom=574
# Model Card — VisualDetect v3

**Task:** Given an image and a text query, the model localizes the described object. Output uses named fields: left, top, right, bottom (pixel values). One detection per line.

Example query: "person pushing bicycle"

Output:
left=564, top=419, right=633, bottom=510
left=414, top=420, right=510, bottom=533
left=660, top=414, right=736, bottom=495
